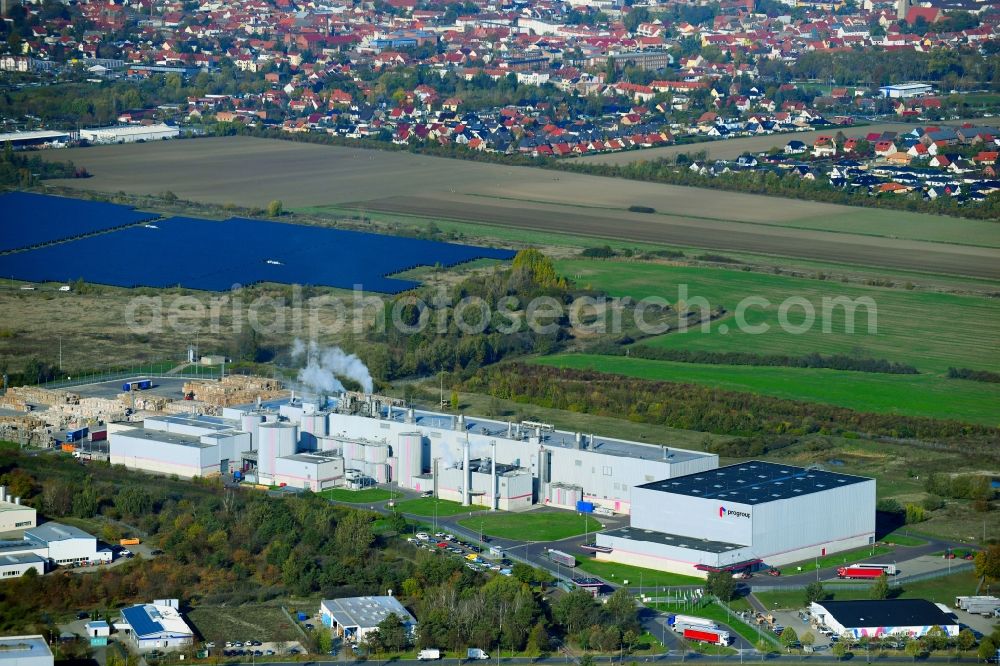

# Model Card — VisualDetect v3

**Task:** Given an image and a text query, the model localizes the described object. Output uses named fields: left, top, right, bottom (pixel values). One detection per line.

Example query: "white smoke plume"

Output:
left=291, top=339, right=374, bottom=395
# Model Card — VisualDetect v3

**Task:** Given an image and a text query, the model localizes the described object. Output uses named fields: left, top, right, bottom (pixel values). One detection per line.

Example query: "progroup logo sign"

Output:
left=719, top=505, right=751, bottom=519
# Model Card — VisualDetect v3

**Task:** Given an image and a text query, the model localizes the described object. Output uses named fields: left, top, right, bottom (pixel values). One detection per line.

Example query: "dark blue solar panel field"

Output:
left=0, top=196, right=514, bottom=292
left=0, top=191, right=157, bottom=252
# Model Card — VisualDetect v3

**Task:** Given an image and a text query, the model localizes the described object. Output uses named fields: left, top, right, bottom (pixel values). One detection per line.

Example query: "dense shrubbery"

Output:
left=465, top=364, right=1000, bottom=447
left=924, top=472, right=995, bottom=501
left=0, top=143, right=85, bottom=187
left=589, top=342, right=919, bottom=374
left=948, top=367, right=1000, bottom=383
left=364, top=249, right=585, bottom=382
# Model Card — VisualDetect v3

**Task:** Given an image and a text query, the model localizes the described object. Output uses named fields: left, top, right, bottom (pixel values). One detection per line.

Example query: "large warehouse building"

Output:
left=79, top=123, right=179, bottom=144
left=110, top=390, right=717, bottom=515
left=594, top=461, right=876, bottom=577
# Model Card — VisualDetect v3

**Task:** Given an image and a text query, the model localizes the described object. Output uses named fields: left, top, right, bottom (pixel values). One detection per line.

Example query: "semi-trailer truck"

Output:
left=65, top=427, right=89, bottom=442
left=670, top=615, right=718, bottom=630
left=837, top=566, right=886, bottom=579
left=122, top=379, right=153, bottom=391
left=956, top=596, right=1000, bottom=616
left=681, top=627, right=731, bottom=646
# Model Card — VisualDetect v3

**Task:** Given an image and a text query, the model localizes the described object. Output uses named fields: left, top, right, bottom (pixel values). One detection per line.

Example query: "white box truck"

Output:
left=467, top=648, right=489, bottom=660
left=418, top=649, right=441, bottom=661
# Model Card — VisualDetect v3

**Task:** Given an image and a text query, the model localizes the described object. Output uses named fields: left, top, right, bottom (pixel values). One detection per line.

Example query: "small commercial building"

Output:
left=110, top=414, right=250, bottom=478
left=273, top=452, right=344, bottom=491
left=119, top=601, right=195, bottom=651
left=320, top=596, right=417, bottom=643
left=879, top=83, right=933, bottom=99
left=80, top=123, right=179, bottom=144
left=810, top=599, right=959, bottom=639
left=435, top=459, right=533, bottom=511
left=0, top=636, right=53, bottom=666
left=25, top=522, right=110, bottom=567
left=0, top=553, right=46, bottom=578
left=596, top=461, right=875, bottom=578
left=84, top=621, right=111, bottom=647
left=0, top=486, right=36, bottom=532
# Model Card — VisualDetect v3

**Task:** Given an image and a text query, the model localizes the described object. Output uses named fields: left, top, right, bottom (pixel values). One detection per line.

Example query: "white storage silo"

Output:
left=241, top=413, right=264, bottom=450
left=396, top=432, right=424, bottom=487
left=299, top=412, right=328, bottom=451
left=364, top=443, right=388, bottom=464
left=258, top=422, right=299, bottom=479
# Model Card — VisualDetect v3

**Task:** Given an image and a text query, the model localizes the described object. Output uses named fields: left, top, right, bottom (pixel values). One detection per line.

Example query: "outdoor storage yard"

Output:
left=42, top=137, right=1000, bottom=279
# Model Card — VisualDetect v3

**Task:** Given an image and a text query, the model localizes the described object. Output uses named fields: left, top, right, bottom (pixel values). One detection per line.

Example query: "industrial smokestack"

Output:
left=507, top=422, right=512, bottom=437
left=455, top=413, right=465, bottom=432
left=491, top=440, right=497, bottom=511
left=462, top=438, right=471, bottom=506
left=407, top=408, right=415, bottom=424
left=575, top=432, right=582, bottom=449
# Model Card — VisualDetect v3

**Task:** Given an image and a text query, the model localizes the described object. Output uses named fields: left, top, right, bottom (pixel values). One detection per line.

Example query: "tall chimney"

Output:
left=462, top=438, right=471, bottom=507
left=490, top=440, right=497, bottom=511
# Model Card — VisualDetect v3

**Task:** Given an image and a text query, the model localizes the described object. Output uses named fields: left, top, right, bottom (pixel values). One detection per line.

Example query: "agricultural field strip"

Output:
left=40, top=138, right=1000, bottom=269
left=362, top=195, right=1000, bottom=279
left=460, top=192, right=1000, bottom=249
left=555, top=260, right=1000, bottom=373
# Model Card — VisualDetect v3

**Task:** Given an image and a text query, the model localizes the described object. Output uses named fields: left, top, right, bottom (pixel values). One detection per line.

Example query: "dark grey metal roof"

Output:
left=636, top=460, right=870, bottom=505
left=602, top=526, right=746, bottom=554
left=816, top=599, right=956, bottom=629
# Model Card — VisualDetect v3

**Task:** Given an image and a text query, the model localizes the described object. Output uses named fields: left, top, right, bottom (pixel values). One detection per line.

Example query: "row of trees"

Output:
left=465, top=364, right=1000, bottom=448
left=589, top=341, right=919, bottom=375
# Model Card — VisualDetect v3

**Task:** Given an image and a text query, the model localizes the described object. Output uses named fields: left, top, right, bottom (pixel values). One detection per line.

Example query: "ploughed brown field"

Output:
left=42, top=136, right=1000, bottom=279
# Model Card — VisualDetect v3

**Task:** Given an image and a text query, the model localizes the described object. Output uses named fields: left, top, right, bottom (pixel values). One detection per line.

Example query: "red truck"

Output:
left=837, top=566, right=884, bottom=579
left=682, top=627, right=730, bottom=646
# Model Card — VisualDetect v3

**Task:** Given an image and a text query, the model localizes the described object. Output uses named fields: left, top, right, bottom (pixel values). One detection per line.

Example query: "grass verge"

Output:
left=395, top=497, right=474, bottom=517
left=575, top=558, right=703, bottom=588
left=318, top=488, right=395, bottom=503
left=458, top=511, right=603, bottom=541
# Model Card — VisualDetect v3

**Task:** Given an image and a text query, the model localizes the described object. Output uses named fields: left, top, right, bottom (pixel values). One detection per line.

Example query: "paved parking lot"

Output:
left=71, top=377, right=192, bottom=400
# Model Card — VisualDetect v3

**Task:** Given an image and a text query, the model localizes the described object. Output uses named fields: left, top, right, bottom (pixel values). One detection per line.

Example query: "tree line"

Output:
left=464, top=363, right=1000, bottom=449
left=947, top=367, right=1000, bottom=383
left=587, top=341, right=919, bottom=374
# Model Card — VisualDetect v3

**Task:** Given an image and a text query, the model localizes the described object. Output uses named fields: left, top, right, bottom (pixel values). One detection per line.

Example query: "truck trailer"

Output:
left=670, top=615, right=718, bottom=630
left=956, top=596, right=1000, bottom=616
left=681, top=627, right=730, bottom=646
left=837, top=566, right=885, bottom=579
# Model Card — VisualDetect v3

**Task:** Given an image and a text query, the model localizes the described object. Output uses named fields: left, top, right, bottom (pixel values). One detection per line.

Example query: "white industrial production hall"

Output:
left=109, top=390, right=717, bottom=514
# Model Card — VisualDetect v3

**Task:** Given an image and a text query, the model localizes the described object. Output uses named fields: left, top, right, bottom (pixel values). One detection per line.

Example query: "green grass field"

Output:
left=534, top=354, right=1000, bottom=425
left=772, top=544, right=895, bottom=575
left=457, top=511, right=602, bottom=541
left=394, top=497, right=474, bottom=517
left=540, top=259, right=1000, bottom=425
left=318, top=487, right=395, bottom=503
left=557, top=260, right=1000, bottom=374
left=753, top=568, right=979, bottom=609
left=574, top=558, right=703, bottom=588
